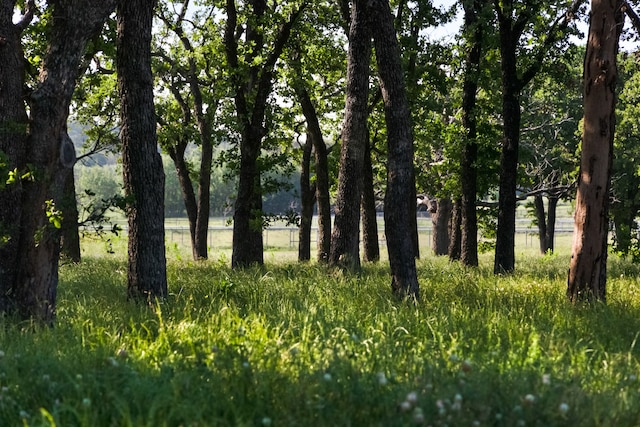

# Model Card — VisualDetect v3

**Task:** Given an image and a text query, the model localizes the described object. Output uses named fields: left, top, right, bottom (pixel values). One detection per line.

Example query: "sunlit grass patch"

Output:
left=2, top=250, right=640, bottom=425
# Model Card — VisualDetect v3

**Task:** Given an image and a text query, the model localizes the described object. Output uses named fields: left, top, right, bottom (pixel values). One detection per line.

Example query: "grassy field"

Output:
left=2, top=236, right=640, bottom=426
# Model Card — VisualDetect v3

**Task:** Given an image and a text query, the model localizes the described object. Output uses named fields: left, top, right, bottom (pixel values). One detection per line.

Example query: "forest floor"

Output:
left=2, top=235, right=639, bottom=426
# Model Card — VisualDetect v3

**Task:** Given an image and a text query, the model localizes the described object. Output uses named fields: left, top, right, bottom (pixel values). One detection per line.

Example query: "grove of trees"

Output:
left=1, top=0, right=640, bottom=323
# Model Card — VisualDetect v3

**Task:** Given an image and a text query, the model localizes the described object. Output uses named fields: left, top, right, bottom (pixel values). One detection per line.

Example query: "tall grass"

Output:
left=2, top=244, right=640, bottom=426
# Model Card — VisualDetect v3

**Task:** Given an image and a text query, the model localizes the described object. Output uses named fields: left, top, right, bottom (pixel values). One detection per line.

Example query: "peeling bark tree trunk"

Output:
left=369, top=0, right=419, bottom=299
left=568, top=0, right=623, bottom=303
left=362, top=137, right=380, bottom=262
left=117, top=0, right=168, bottom=301
left=329, top=0, right=371, bottom=270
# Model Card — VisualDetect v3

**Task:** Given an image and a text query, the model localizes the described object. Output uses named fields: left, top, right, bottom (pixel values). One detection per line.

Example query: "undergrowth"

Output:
left=1, top=250, right=640, bottom=426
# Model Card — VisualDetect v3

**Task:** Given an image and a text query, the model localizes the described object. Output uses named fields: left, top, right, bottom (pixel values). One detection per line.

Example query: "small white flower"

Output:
left=629, top=374, right=637, bottom=382
left=323, top=372, right=332, bottom=381
left=1, top=386, right=8, bottom=393
left=76, top=374, right=83, bottom=381
left=400, top=400, right=412, bottom=412
left=472, top=421, right=481, bottom=427
left=242, top=361, right=250, bottom=369
left=261, top=417, right=272, bottom=426
left=406, top=391, right=418, bottom=404
left=559, top=403, right=570, bottom=414
left=523, top=394, right=536, bottom=405
left=542, top=374, right=551, bottom=385
left=107, top=357, right=119, bottom=367
left=19, top=410, right=28, bottom=419
left=42, top=374, right=50, bottom=382
left=82, top=398, right=91, bottom=407
left=0, top=350, right=5, bottom=358
left=454, top=393, right=463, bottom=403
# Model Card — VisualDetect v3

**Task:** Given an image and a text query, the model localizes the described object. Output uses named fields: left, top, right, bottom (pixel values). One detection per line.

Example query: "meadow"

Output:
left=2, top=233, right=640, bottom=426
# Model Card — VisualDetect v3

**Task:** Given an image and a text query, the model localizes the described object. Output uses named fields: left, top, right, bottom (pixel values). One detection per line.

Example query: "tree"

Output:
left=223, top=0, right=306, bottom=268
left=0, top=1, right=117, bottom=323
left=329, top=0, right=371, bottom=270
left=155, top=0, right=219, bottom=261
left=493, top=0, right=583, bottom=274
left=567, top=0, right=624, bottom=302
left=369, top=0, right=419, bottom=299
left=460, top=0, right=490, bottom=267
left=117, top=0, right=168, bottom=301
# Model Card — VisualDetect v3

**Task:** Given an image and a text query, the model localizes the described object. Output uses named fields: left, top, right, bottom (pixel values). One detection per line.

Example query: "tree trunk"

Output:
left=369, top=0, right=419, bottom=299
left=298, top=137, right=314, bottom=261
left=294, top=81, right=331, bottom=263
left=362, top=137, right=380, bottom=262
left=533, top=195, right=549, bottom=254
left=60, top=166, right=81, bottom=263
left=494, top=40, right=521, bottom=274
left=117, top=0, right=168, bottom=301
left=329, top=0, right=371, bottom=270
left=0, top=0, right=28, bottom=311
left=546, top=196, right=558, bottom=253
left=432, top=198, right=452, bottom=256
left=167, top=140, right=199, bottom=257
left=224, top=0, right=302, bottom=268
left=460, top=0, right=484, bottom=267
left=232, top=128, right=264, bottom=267
left=568, top=0, right=623, bottom=303
left=12, top=1, right=116, bottom=323
left=448, top=199, right=462, bottom=261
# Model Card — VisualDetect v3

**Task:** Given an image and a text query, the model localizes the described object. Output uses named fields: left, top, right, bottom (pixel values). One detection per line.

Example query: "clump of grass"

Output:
left=1, top=249, right=640, bottom=426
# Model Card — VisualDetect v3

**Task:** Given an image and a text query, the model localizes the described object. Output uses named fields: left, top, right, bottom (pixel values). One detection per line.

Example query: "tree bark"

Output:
left=568, top=0, right=623, bottom=303
left=294, top=81, right=331, bottom=263
left=432, top=198, right=452, bottom=256
left=369, top=0, right=419, bottom=299
left=298, top=137, right=314, bottom=261
left=329, top=0, right=371, bottom=270
left=362, top=137, right=380, bottom=262
left=224, top=0, right=302, bottom=268
left=0, top=0, right=28, bottom=311
left=60, top=165, right=81, bottom=263
left=448, top=199, right=462, bottom=261
left=460, top=0, right=484, bottom=267
left=117, top=0, right=168, bottom=301
left=533, top=195, right=548, bottom=254
left=494, top=38, right=520, bottom=273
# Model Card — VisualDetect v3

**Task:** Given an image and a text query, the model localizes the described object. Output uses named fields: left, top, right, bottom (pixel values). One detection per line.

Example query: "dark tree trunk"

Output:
left=448, top=199, right=462, bottom=261
left=432, top=198, right=452, bottom=256
left=362, top=137, right=380, bottom=263
left=294, top=81, right=330, bottom=263
left=369, top=0, right=419, bottom=299
left=568, top=0, right=623, bottom=303
left=60, top=166, right=81, bottom=263
left=167, top=139, right=199, bottom=256
left=224, top=0, right=302, bottom=268
left=533, top=195, right=548, bottom=254
left=546, top=196, right=558, bottom=253
left=232, top=128, right=264, bottom=267
left=298, top=137, right=314, bottom=261
left=313, top=125, right=332, bottom=264
left=494, top=24, right=521, bottom=274
left=460, top=0, right=484, bottom=267
left=0, top=0, right=28, bottom=311
left=12, top=1, right=116, bottom=323
left=117, top=0, right=168, bottom=301
left=329, top=0, right=371, bottom=270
